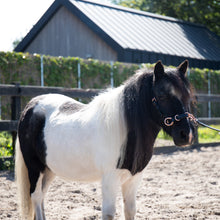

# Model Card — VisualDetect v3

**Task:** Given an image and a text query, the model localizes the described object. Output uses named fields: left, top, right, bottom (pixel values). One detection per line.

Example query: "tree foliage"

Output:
left=112, top=0, right=220, bottom=36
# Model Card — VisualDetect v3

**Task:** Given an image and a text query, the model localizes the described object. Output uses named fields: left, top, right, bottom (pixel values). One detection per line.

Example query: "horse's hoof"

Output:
left=103, top=215, right=114, bottom=220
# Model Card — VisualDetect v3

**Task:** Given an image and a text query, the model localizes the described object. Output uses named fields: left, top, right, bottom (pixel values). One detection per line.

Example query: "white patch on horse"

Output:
left=170, top=84, right=182, bottom=100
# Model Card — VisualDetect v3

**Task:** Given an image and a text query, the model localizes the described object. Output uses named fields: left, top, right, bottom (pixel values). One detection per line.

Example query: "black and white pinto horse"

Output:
left=15, top=60, right=195, bottom=220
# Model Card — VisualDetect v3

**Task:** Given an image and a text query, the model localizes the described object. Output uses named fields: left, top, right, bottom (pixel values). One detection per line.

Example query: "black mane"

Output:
left=118, top=70, right=161, bottom=175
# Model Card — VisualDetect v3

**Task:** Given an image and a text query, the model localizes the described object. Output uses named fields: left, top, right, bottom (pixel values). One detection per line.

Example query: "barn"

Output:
left=15, top=0, right=220, bottom=69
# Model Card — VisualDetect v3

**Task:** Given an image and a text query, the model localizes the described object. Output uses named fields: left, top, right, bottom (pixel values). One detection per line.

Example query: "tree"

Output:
left=112, top=0, right=220, bottom=36
left=12, top=37, right=23, bottom=50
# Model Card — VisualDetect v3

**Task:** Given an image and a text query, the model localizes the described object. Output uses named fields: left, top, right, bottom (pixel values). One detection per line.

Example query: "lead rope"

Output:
left=166, top=111, right=220, bottom=132
left=196, top=119, right=220, bottom=132
left=168, top=112, right=220, bottom=133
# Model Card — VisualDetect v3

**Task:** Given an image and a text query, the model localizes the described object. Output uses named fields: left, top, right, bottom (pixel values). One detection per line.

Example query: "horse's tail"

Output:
left=15, top=137, right=34, bottom=220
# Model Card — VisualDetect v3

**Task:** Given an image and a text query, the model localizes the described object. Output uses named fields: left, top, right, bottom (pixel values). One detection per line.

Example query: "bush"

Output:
left=0, top=132, right=13, bottom=170
left=0, top=132, right=13, bottom=157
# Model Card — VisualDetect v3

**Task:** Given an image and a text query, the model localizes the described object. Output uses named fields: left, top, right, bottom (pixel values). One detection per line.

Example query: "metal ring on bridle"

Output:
left=174, top=115, right=181, bottom=121
left=164, top=117, right=174, bottom=126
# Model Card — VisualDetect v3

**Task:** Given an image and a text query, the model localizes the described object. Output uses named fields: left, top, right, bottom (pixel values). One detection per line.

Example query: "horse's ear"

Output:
left=178, top=60, right=188, bottom=76
left=154, top=60, right=164, bottom=81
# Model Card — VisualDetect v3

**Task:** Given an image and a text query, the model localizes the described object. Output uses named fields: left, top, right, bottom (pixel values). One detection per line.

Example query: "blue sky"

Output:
left=0, top=0, right=111, bottom=52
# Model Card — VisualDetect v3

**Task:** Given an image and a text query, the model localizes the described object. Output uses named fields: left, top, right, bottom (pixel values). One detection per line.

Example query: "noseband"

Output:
left=152, top=97, right=197, bottom=127
left=163, top=112, right=196, bottom=127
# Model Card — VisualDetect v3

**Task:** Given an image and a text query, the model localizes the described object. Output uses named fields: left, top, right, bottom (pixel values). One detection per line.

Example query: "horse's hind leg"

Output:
left=31, top=172, right=45, bottom=220
left=121, top=173, right=142, bottom=220
left=31, top=168, right=55, bottom=220
left=41, top=168, right=55, bottom=219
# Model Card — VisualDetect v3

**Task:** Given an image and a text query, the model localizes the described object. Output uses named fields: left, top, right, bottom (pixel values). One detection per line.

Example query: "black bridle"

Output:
left=152, top=97, right=196, bottom=127
left=163, top=112, right=196, bottom=127
left=152, top=97, right=220, bottom=132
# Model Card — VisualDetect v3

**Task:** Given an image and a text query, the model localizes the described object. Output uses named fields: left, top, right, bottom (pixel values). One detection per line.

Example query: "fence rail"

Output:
left=0, top=83, right=220, bottom=143
left=196, top=94, right=220, bottom=102
left=0, top=84, right=100, bottom=97
left=0, top=84, right=100, bottom=132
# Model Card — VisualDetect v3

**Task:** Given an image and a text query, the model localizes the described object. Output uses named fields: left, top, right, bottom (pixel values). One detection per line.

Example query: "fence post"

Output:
left=208, top=70, right=211, bottom=118
left=11, top=82, right=21, bottom=155
left=41, top=55, right=44, bottom=87
left=188, top=67, right=199, bottom=144
left=194, top=125, right=199, bottom=145
left=192, top=100, right=199, bottom=144
left=78, top=61, right=81, bottom=89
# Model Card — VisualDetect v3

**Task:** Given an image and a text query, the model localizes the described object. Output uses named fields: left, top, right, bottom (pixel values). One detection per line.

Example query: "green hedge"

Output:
left=0, top=52, right=142, bottom=88
left=0, top=51, right=220, bottom=118
left=1, top=51, right=220, bottom=91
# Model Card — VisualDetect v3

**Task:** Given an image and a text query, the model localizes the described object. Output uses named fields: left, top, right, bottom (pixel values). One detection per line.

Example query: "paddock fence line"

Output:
left=0, top=83, right=220, bottom=149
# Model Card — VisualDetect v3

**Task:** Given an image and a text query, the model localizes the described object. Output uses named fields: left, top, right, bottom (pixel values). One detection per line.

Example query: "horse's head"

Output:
left=152, top=60, right=196, bottom=146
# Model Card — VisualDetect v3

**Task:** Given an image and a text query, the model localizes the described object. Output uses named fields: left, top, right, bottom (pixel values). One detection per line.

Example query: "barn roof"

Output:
left=15, top=0, right=220, bottom=69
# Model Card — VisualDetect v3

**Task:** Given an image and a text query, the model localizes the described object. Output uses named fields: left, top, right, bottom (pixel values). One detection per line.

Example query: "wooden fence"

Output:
left=0, top=83, right=99, bottom=132
left=1, top=83, right=220, bottom=146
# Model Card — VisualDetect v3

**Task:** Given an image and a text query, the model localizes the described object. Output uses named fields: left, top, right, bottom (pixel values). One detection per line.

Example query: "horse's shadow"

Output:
left=0, top=170, right=15, bottom=182
left=154, top=142, right=220, bottom=156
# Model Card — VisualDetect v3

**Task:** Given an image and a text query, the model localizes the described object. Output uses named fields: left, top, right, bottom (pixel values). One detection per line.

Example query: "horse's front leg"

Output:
left=122, top=173, right=143, bottom=220
left=101, top=172, right=120, bottom=220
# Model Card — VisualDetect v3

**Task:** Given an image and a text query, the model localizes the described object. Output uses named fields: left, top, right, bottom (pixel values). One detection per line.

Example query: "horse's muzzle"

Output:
left=172, top=126, right=195, bottom=147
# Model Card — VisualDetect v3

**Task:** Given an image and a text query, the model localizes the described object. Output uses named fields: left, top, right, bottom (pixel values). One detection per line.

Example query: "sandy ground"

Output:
left=0, top=142, right=220, bottom=220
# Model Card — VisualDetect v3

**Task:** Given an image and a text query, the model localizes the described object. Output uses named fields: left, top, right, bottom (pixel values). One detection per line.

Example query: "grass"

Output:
left=197, top=125, right=220, bottom=143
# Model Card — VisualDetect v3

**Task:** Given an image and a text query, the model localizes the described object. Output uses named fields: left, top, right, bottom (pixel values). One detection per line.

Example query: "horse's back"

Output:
left=33, top=94, right=84, bottom=115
